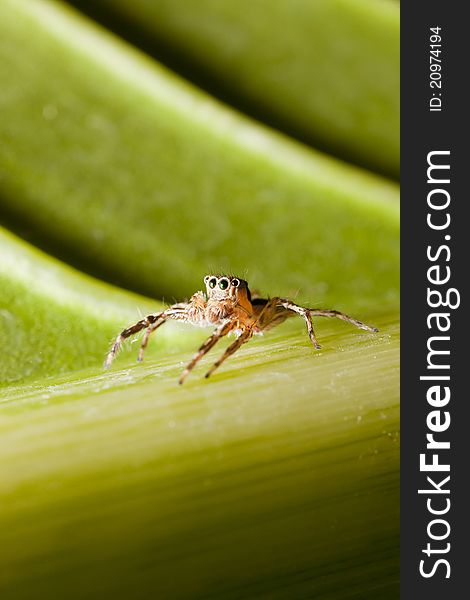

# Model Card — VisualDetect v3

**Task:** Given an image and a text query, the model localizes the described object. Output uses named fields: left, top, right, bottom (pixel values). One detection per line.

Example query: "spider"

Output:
left=105, top=275, right=378, bottom=384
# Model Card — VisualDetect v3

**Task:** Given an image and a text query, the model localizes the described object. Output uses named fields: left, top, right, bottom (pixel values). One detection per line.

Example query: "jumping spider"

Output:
left=105, top=275, right=378, bottom=384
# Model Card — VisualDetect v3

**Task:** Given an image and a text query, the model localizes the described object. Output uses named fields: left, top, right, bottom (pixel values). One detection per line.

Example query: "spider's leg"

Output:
left=104, top=312, right=164, bottom=368
left=205, top=328, right=253, bottom=379
left=179, top=320, right=233, bottom=385
left=267, top=298, right=322, bottom=349
left=308, top=309, right=378, bottom=333
left=138, top=317, right=166, bottom=362
left=137, top=303, right=191, bottom=363
left=274, top=300, right=378, bottom=349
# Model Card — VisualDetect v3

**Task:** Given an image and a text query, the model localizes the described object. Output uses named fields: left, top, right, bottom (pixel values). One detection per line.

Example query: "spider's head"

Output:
left=204, top=275, right=252, bottom=309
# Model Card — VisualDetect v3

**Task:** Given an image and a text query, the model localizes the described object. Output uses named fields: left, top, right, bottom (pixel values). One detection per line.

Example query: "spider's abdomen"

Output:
left=253, top=299, right=294, bottom=331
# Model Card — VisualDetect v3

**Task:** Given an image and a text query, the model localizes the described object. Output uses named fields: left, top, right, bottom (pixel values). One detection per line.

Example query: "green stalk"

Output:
left=67, top=0, right=399, bottom=177
left=0, top=226, right=196, bottom=384
left=0, top=315, right=399, bottom=599
left=0, top=1, right=399, bottom=597
left=0, top=225, right=399, bottom=597
left=0, top=0, right=399, bottom=312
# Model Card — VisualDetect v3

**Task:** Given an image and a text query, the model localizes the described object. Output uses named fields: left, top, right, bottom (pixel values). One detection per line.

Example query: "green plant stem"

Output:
left=0, top=3, right=399, bottom=596
left=0, top=316, right=399, bottom=599
left=67, top=0, right=399, bottom=177
left=0, top=226, right=192, bottom=384
left=0, top=0, right=398, bottom=311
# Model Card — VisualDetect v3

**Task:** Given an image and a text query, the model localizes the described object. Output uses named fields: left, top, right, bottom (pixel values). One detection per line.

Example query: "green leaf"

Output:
left=0, top=316, right=399, bottom=599
left=0, top=0, right=398, bottom=311
left=0, top=1, right=399, bottom=598
left=0, top=222, right=399, bottom=598
left=1, top=225, right=197, bottom=384
left=67, top=0, right=400, bottom=177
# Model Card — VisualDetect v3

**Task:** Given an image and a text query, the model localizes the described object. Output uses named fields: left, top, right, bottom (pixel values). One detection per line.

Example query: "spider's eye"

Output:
left=231, top=278, right=240, bottom=287
left=208, top=278, right=217, bottom=289
left=219, top=278, right=229, bottom=290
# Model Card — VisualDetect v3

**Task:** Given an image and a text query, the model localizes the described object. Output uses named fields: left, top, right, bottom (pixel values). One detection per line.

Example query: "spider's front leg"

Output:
left=137, top=302, right=193, bottom=362
left=204, top=327, right=253, bottom=379
left=104, top=313, right=163, bottom=368
left=104, top=302, right=193, bottom=368
left=179, top=320, right=234, bottom=385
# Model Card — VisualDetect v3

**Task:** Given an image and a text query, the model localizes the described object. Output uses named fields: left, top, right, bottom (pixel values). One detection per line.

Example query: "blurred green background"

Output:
left=0, top=1, right=399, bottom=598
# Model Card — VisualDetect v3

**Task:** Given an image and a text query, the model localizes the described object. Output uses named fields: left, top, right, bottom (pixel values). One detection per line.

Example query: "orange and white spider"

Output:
left=105, top=274, right=378, bottom=384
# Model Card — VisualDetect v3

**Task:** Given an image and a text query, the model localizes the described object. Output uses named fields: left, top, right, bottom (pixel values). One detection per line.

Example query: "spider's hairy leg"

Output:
left=137, top=303, right=192, bottom=363
left=137, top=317, right=166, bottom=362
left=104, top=312, right=164, bottom=368
left=308, top=309, right=379, bottom=333
left=179, top=320, right=234, bottom=385
left=273, top=300, right=378, bottom=348
left=275, top=299, right=322, bottom=349
left=205, top=327, right=253, bottom=379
